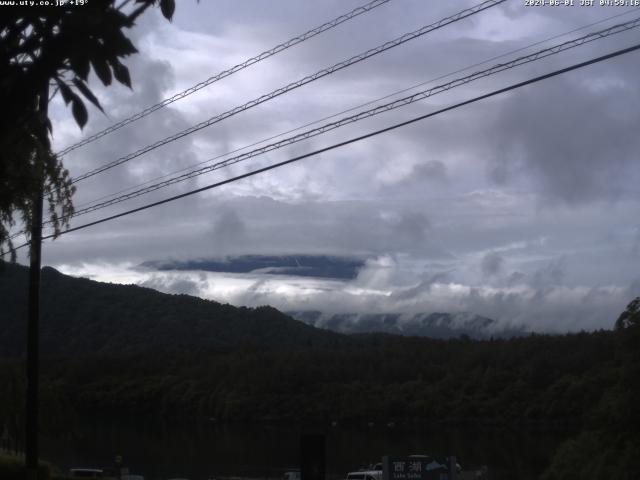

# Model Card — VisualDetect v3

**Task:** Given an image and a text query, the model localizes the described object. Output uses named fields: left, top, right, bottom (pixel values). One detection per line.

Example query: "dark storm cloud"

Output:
left=532, top=257, right=566, bottom=287
left=481, top=252, right=504, bottom=277
left=411, top=160, right=448, bottom=183
left=390, top=211, right=431, bottom=248
left=507, top=271, right=526, bottom=286
left=491, top=65, right=640, bottom=204
left=210, top=209, right=247, bottom=253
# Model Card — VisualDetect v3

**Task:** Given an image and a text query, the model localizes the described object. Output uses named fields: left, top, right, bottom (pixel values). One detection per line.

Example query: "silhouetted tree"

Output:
left=0, top=0, right=177, bottom=257
left=542, top=297, right=640, bottom=480
left=615, top=297, right=640, bottom=432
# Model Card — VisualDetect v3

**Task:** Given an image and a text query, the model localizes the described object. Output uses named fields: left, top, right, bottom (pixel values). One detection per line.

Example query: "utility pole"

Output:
left=25, top=86, right=47, bottom=480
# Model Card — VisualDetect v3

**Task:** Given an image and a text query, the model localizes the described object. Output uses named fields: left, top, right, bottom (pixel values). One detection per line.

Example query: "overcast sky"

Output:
left=14, top=0, right=640, bottom=332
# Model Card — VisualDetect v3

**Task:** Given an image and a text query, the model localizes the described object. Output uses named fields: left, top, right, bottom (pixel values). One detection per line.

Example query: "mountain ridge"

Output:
left=0, top=262, right=526, bottom=360
left=287, top=310, right=527, bottom=339
left=0, top=262, right=342, bottom=357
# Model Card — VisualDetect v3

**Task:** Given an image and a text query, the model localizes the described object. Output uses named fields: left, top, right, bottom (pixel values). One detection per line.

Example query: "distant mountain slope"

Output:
left=0, top=262, right=342, bottom=357
left=288, top=311, right=526, bottom=339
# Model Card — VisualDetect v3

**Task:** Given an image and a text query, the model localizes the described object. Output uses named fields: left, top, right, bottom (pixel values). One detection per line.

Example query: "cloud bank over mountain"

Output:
left=13, top=1, right=638, bottom=332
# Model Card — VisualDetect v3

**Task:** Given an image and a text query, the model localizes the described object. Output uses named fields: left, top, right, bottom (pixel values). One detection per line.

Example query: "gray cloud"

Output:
left=632, top=226, right=640, bottom=256
left=492, top=69, right=640, bottom=204
left=628, top=278, right=640, bottom=300
left=532, top=257, right=566, bottom=288
left=481, top=252, right=504, bottom=277
left=140, top=276, right=201, bottom=296
left=10, top=1, right=638, bottom=333
left=507, top=271, right=526, bottom=286
left=210, top=208, right=247, bottom=254
left=412, top=160, right=448, bottom=183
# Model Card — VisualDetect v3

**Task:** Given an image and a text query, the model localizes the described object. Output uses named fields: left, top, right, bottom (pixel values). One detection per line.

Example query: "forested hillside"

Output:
left=0, top=262, right=341, bottom=357
left=0, top=261, right=630, bottom=428
left=35, top=331, right=618, bottom=425
left=1, top=261, right=639, bottom=477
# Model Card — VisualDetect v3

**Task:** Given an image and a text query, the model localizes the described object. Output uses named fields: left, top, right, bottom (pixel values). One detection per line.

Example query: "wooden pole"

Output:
left=25, top=86, right=47, bottom=480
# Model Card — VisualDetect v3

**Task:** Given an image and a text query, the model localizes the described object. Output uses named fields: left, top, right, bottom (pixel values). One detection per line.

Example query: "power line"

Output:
left=9, top=41, right=640, bottom=255
left=70, top=7, right=640, bottom=215
left=69, top=0, right=506, bottom=184
left=55, top=17, right=640, bottom=222
left=54, top=0, right=392, bottom=157
left=9, top=9, right=639, bottom=242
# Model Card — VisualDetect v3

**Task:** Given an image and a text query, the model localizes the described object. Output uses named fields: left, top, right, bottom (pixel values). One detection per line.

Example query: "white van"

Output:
left=283, top=471, right=301, bottom=480
left=346, top=471, right=383, bottom=480
left=69, top=469, right=104, bottom=478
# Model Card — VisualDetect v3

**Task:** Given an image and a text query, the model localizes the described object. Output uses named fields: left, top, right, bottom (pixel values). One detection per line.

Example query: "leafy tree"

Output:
left=614, top=296, right=640, bottom=330
left=541, top=297, right=640, bottom=480
left=614, top=297, right=640, bottom=434
left=0, top=0, right=177, bottom=258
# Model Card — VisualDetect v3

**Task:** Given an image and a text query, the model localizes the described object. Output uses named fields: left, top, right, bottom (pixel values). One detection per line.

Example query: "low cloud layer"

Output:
left=59, top=255, right=636, bottom=333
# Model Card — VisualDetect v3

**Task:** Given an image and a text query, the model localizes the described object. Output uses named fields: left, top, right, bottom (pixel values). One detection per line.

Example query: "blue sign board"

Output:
left=382, top=456, right=451, bottom=480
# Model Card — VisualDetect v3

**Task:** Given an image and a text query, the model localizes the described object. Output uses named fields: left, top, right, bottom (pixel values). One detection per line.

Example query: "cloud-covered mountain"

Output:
left=20, top=0, right=640, bottom=336
left=288, top=311, right=527, bottom=339
left=107, top=255, right=532, bottom=338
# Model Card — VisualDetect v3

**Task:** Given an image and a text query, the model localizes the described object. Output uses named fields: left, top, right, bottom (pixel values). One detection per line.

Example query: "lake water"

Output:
left=41, top=418, right=572, bottom=480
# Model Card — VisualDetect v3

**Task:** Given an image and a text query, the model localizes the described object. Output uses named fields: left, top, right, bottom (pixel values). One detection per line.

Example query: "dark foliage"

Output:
left=0, top=0, right=176, bottom=256
left=541, top=297, right=640, bottom=479
left=0, top=263, right=623, bottom=427
left=30, top=330, right=617, bottom=427
left=1, top=262, right=638, bottom=475
left=0, top=453, right=51, bottom=480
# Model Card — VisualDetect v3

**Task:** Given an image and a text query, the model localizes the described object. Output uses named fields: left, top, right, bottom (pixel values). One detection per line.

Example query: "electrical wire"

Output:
left=7, top=0, right=503, bottom=244
left=54, top=0, right=392, bottom=157
left=8, top=41, right=640, bottom=256
left=8, top=8, right=638, bottom=243
left=69, top=0, right=506, bottom=184
left=55, top=17, right=640, bottom=222
left=70, top=6, right=640, bottom=214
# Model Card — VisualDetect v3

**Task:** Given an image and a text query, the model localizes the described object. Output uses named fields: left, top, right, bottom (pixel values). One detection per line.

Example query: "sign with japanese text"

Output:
left=382, top=456, right=450, bottom=480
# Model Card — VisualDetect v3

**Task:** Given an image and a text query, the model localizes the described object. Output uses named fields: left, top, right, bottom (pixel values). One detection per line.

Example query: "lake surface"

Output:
left=41, top=418, right=572, bottom=480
